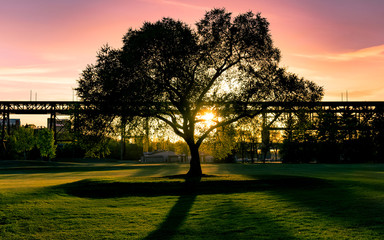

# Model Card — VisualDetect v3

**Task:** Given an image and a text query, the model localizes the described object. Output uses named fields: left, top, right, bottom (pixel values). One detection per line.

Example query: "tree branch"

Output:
left=156, top=114, right=186, bottom=139
left=196, top=109, right=262, bottom=147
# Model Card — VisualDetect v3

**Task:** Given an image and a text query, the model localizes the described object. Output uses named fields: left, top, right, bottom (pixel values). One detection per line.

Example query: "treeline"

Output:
left=1, top=127, right=56, bottom=161
left=2, top=110, right=383, bottom=164
left=280, top=111, right=384, bottom=163
left=0, top=124, right=192, bottom=161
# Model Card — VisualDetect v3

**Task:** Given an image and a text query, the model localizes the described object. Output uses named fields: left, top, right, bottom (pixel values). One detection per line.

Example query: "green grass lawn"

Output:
left=1, top=161, right=384, bottom=239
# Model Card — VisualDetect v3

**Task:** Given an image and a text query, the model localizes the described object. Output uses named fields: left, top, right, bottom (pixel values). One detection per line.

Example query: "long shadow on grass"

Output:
left=0, top=163, right=182, bottom=176
left=143, top=194, right=197, bottom=240
left=55, top=175, right=328, bottom=239
left=54, top=175, right=384, bottom=238
left=262, top=178, right=384, bottom=237
left=56, top=175, right=328, bottom=198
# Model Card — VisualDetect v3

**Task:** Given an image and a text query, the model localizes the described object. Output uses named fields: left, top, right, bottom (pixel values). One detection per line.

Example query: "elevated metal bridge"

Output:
left=1, top=101, right=383, bottom=141
left=1, top=101, right=383, bottom=115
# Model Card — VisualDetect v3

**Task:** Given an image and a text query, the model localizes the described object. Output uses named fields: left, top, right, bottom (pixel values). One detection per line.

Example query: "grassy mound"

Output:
left=57, top=175, right=329, bottom=198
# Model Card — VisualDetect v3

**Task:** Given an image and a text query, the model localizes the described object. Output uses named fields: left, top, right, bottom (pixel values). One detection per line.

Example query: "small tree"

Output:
left=9, top=127, right=35, bottom=160
left=36, top=128, right=56, bottom=160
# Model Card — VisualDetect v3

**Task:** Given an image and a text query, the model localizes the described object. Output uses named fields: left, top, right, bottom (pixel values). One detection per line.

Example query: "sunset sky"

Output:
left=1, top=0, right=384, bottom=125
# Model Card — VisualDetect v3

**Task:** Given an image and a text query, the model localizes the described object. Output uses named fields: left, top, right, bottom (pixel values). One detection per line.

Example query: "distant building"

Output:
left=47, top=118, right=70, bottom=131
left=47, top=118, right=72, bottom=142
left=0, top=119, right=21, bottom=128
left=142, top=150, right=180, bottom=163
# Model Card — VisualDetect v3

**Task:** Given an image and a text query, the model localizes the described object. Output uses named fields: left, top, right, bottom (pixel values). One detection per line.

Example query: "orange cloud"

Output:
left=326, top=88, right=384, bottom=101
left=0, top=66, right=58, bottom=75
left=295, top=44, right=384, bottom=61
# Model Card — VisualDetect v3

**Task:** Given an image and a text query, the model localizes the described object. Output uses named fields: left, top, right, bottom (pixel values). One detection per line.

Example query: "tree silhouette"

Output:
left=77, top=8, right=323, bottom=176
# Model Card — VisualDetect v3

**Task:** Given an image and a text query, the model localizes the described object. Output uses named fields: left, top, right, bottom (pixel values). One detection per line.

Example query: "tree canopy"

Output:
left=77, top=8, right=323, bottom=176
left=36, top=128, right=56, bottom=160
left=8, top=126, right=35, bottom=160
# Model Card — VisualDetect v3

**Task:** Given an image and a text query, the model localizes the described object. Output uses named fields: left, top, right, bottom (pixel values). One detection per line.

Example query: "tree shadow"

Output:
left=52, top=175, right=327, bottom=239
left=55, top=175, right=327, bottom=198
left=52, top=174, right=384, bottom=238
left=0, top=161, right=188, bottom=176
left=144, top=194, right=296, bottom=240
left=262, top=178, right=384, bottom=237
left=0, top=164, right=135, bottom=175
left=205, top=199, right=296, bottom=239
left=143, top=194, right=197, bottom=240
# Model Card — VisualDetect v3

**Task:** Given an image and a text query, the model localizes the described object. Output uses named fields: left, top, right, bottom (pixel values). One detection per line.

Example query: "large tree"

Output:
left=77, top=8, right=323, bottom=176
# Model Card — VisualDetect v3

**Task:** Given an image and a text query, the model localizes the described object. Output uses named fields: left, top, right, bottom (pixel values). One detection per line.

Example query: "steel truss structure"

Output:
left=258, top=101, right=384, bottom=130
left=1, top=101, right=384, bottom=142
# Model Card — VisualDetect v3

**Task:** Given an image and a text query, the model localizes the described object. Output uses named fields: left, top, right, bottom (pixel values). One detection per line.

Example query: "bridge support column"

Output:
left=120, top=117, right=127, bottom=160
left=143, top=117, right=150, bottom=153
left=7, top=112, right=10, bottom=136
left=261, top=111, right=270, bottom=163
left=1, top=111, right=10, bottom=140
left=2, top=112, right=5, bottom=142
left=49, top=112, right=57, bottom=143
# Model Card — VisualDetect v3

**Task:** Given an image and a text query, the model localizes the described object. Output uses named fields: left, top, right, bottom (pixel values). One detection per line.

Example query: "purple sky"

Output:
left=1, top=0, right=383, bottom=124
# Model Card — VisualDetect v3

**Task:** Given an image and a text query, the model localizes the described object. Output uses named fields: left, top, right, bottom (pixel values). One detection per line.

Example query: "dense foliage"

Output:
left=5, top=127, right=57, bottom=160
left=280, top=109, right=384, bottom=163
left=36, top=128, right=56, bottom=160
left=8, top=127, right=36, bottom=160
left=77, top=8, right=323, bottom=175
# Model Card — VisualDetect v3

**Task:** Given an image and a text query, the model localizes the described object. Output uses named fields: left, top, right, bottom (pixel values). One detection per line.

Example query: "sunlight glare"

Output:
left=198, top=110, right=216, bottom=128
left=201, top=112, right=215, bottom=122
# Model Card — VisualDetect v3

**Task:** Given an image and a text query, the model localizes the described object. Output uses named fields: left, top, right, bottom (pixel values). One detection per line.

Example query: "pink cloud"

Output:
left=294, top=44, right=384, bottom=61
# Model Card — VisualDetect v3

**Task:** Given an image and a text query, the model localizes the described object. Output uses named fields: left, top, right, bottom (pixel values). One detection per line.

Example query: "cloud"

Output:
left=142, top=0, right=209, bottom=10
left=284, top=66, right=335, bottom=84
left=41, top=54, right=76, bottom=62
left=295, top=44, right=384, bottom=61
left=283, top=65, right=384, bottom=101
left=0, top=64, right=78, bottom=101
left=0, top=79, right=74, bottom=101
left=0, top=66, right=58, bottom=75
left=325, top=88, right=384, bottom=101
left=0, top=65, right=77, bottom=84
left=0, top=76, right=75, bottom=85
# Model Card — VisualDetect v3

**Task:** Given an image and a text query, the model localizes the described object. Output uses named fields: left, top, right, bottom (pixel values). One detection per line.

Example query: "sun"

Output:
left=198, top=110, right=216, bottom=128
left=200, top=112, right=215, bottom=122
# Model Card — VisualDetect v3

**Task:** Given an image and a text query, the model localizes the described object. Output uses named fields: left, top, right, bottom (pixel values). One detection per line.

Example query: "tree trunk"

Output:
left=120, top=129, right=125, bottom=161
left=187, top=143, right=202, bottom=177
left=250, top=140, right=255, bottom=164
left=120, top=137, right=125, bottom=161
left=261, top=127, right=270, bottom=164
left=120, top=117, right=127, bottom=161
